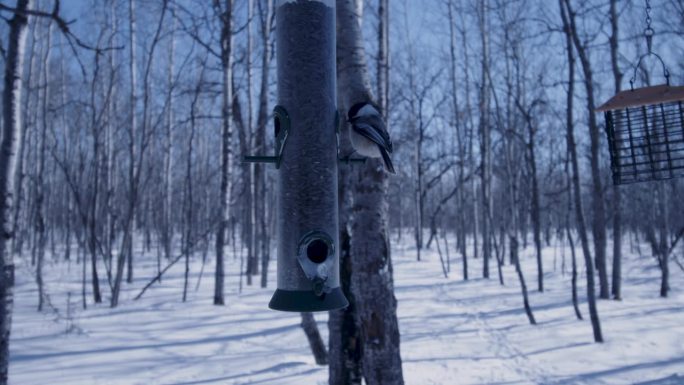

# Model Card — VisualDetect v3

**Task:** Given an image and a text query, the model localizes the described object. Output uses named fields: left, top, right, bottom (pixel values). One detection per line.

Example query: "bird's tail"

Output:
left=381, top=148, right=396, bottom=174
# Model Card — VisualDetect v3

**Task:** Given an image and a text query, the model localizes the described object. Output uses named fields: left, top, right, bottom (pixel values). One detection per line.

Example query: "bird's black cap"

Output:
left=347, top=101, right=381, bottom=120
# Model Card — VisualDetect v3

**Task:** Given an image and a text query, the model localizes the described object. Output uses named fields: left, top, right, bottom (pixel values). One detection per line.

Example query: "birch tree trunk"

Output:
left=183, top=67, right=203, bottom=302
left=126, top=0, right=138, bottom=284
left=112, top=0, right=139, bottom=305
left=11, top=15, right=37, bottom=260
left=478, top=0, right=492, bottom=279
left=112, top=0, right=167, bottom=306
left=35, top=19, right=52, bottom=311
left=528, top=124, right=543, bottom=293
left=105, top=2, right=117, bottom=283
left=560, top=0, right=603, bottom=342
left=565, top=151, right=582, bottom=320
left=609, top=0, right=622, bottom=300
left=257, top=0, right=273, bottom=289
left=459, top=6, right=478, bottom=269
left=448, top=0, right=468, bottom=282
left=163, top=5, right=176, bottom=262
left=517, top=101, right=543, bottom=293
left=0, top=1, right=31, bottom=382
left=563, top=0, right=608, bottom=300
left=337, top=0, right=404, bottom=383
left=247, top=0, right=258, bottom=285
left=329, top=0, right=386, bottom=381
left=328, top=117, right=362, bottom=384
left=657, top=184, right=670, bottom=298
left=88, top=34, right=103, bottom=305
left=215, top=0, right=234, bottom=306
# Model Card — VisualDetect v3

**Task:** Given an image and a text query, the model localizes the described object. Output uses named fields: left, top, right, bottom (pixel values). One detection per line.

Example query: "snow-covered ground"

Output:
left=9, top=234, right=684, bottom=385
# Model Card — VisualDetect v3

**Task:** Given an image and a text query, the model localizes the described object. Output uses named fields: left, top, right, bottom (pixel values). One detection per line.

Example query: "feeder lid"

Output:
left=596, top=84, right=684, bottom=112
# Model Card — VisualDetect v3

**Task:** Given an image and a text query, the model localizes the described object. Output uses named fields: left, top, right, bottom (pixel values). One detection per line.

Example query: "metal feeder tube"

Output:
left=269, top=0, right=348, bottom=312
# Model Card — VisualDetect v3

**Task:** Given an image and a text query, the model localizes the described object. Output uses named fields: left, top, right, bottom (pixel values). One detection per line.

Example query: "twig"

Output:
left=134, top=225, right=218, bottom=300
left=0, top=1, right=122, bottom=53
left=666, top=227, right=684, bottom=257
left=0, top=0, right=123, bottom=79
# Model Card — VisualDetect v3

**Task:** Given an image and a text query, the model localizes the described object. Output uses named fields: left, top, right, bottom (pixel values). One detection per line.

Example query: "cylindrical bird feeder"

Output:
left=268, top=0, right=348, bottom=312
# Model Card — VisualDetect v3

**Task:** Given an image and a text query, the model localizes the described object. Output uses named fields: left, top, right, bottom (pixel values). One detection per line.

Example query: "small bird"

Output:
left=347, top=101, right=395, bottom=174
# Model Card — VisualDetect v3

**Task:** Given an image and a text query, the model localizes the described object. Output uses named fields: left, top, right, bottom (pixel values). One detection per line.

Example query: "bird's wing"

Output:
left=380, top=147, right=396, bottom=174
left=353, top=117, right=393, bottom=153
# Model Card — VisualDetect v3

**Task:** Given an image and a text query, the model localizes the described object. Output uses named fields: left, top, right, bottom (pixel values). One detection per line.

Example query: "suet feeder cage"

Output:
left=245, top=0, right=348, bottom=312
left=598, top=84, right=684, bottom=185
left=598, top=0, right=684, bottom=185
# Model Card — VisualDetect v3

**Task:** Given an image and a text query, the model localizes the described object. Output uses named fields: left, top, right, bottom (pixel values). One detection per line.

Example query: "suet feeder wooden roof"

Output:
left=597, top=85, right=684, bottom=112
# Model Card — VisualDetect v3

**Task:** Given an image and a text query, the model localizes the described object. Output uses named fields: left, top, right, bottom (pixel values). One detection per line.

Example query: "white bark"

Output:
left=163, top=5, right=177, bottom=262
left=1, top=1, right=31, bottom=383
left=215, top=0, right=234, bottom=306
left=337, top=0, right=404, bottom=383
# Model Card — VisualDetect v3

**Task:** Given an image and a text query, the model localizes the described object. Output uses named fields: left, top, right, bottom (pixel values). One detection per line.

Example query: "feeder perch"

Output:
left=268, top=0, right=348, bottom=312
left=243, top=105, right=290, bottom=169
left=597, top=84, right=684, bottom=185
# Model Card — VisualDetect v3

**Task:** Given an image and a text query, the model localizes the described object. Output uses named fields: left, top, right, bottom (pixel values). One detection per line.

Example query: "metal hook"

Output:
left=629, top=51, right=670, bottom=90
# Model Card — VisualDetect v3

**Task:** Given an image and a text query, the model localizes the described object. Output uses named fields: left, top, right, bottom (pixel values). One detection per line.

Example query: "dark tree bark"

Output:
left=328, top=202, right=362, bottom=384
left=511, top=237, right=536, bottom=325
left=565, top=155, right=583, bottom=321
left=567, top=229, right=583, bottom=320
left=301, top=312, right=328, bottom=366
left=517, top=100, right=543, bottom=293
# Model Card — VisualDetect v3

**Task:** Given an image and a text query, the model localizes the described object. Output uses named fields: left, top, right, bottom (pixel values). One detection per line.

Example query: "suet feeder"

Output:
left=264, top=0, right=347, bottom=312
left=598, top=83, right=684, bottom=185
left=598, top=2, right=684, bottom=185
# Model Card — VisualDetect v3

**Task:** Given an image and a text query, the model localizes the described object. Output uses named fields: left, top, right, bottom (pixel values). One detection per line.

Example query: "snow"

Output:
left=9, top=235, right=684, bottom=385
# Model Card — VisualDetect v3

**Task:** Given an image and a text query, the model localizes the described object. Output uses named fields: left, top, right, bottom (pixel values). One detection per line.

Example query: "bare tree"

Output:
left=337, top=0, right=404, bottom=383
left=214, top=0, right=234, bottom=306
left=162, top=4, right=177, bottom=263
left=560, top=0, right=603, bottom=343
left=609, top=0, right=622, bottom=300
left=478, top=0, right=492, bottom=279
left=0, top=1, right=31, bottom=383
left=562, top=0, right=609, bottom=299
left=35, top=18, right=52, bottom=310
left=447, top=0, right=470, bottom=281
left=256, top=0, right=273, bottom=289
left=125, top=0, right=138, bottom=285
left=112, top=0, right=168, bottom=307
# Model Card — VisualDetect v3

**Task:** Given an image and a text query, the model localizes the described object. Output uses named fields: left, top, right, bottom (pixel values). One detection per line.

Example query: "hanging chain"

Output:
left=630, top=0, right=669, bottom=89
left=644, top=0, right=654, bottom=52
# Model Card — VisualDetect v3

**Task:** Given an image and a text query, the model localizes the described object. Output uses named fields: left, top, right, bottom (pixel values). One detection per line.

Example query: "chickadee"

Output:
left=347, top=102, right=395, bottom=174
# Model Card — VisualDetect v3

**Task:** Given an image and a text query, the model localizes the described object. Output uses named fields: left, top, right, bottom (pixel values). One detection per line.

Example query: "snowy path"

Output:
left=9, top=238, right=684, bottom=384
